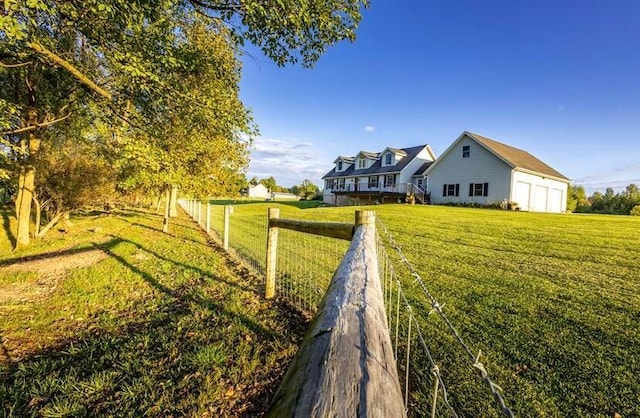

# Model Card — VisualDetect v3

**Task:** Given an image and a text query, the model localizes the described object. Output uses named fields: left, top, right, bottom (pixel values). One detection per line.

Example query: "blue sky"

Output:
left=239, top=0, right=640, bottom=193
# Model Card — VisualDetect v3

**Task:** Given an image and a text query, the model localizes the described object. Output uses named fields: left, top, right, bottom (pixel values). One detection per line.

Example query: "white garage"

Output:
left=512, top=171, right=568, bottom=213
left=515, top=181, right=531, bottom=211
left=424, top=132, right=570, bottom=213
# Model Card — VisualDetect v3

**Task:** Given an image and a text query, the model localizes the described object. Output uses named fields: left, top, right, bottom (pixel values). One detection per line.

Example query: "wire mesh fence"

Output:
left=377, top=218, right=513, bottom=418
left=275, top=227, right=350, bottom=314
left=179, top=200, right=512, bottom=417
left=208, top=203, right=225, bottom=240
left=226, top=205, right=268, bottom=275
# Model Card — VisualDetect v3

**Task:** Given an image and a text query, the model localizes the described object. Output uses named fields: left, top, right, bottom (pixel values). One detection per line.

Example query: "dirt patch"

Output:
left=0, top=249, right=108, bottom=303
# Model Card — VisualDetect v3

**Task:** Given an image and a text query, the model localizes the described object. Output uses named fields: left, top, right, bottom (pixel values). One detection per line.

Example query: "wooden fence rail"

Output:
left=267, top=210, right=406, bottom=417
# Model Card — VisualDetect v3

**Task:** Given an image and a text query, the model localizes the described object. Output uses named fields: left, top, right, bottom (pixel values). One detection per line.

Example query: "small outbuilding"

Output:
left=248, top=184, right=270, bottom=199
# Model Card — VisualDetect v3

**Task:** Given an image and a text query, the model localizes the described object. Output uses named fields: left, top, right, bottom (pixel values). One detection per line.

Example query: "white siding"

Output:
left=398, top=148, right=435, bottom=185
left=514, top=181, right=531, bottom=211
left=510, top=171, right=568, bottom=213
left=248, top=184, right=270, bottom=198
left=428, top=136, right=512, bottom=205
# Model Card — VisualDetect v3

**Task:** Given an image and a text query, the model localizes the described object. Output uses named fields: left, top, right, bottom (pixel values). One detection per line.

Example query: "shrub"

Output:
left=630, top=205, right=640, bottom=216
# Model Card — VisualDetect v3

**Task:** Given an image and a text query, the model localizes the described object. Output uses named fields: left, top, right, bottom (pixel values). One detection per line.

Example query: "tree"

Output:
left=260, top=176, right=277, bottom=192
left=619, top=184, right=640, bottom=214
left=587, top=184, right=639, bottom=215
left=2, top=0, right=369, bottom=245
left=34, top=130, right=116, bottom=237
left=566, top=184, right=589, bottom=213
left=181, top=0, right=370, bottom=67
left=294, top=179, right=320, bottom=199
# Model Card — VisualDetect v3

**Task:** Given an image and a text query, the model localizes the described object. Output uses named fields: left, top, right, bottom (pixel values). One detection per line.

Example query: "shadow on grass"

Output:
left=0, top=243, right=105, bottom=267
left=0, top=295, right=306, bottom=416
left=129, top=222, right=213, bottom=248
left=1, top=234, right=308, bottom=416
left=1, top=205, right=16, bottom=249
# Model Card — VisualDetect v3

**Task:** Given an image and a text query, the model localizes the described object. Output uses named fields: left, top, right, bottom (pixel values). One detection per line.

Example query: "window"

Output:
left=358, top=159, right=366, bottom=169
left=469, top=182, right=489, bottom=197
left=385, top=153, right=393, bottom=165
left=369, top=176, right=379, bottom=189
left=337, top=161, right=343, bottom=171
left=442, top=183, right=460, bottom=197
left=462, top=145, right=470, bottom=158
left=417, top=178, right=424, bottom=189
left=384, top=174, right=396, bottom=187
left=338, top=178, right=345, bottom=190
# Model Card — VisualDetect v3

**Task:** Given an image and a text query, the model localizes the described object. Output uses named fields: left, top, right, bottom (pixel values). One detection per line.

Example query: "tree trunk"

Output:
left=169, top=186, right=178, bottom=217
left=15, top=166, right=25, bottom=218
left=15, top=164, right=35, bottom=249
left=155, top=194, right=163, bottom=212
left=162, top=187, right=171, bottom=233
left=14, top=110, right=40, bottom=250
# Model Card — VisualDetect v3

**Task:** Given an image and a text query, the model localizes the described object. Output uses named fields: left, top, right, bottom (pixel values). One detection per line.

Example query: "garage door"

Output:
left=548, top=188, right=563, bottom=213
left=515, top=181, right=531, bottom=211
left=531, top=185, right=548, bottom=212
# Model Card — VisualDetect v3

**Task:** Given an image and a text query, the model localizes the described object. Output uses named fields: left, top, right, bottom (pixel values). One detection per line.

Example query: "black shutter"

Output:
left=443, top=184, right=447, bottom=196
left=484, top=182, right=489, bottom=197
left=455, top=184, right=460, bottom=196
left=469, top=183, right=474, bottom=196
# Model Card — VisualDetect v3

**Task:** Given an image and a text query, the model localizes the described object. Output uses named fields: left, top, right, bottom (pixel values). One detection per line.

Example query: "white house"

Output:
left=248, top=183, right=270, bottom=199
left=322, top=145, right=436, bottom=206
left=424, top=131, right=570, bottom=212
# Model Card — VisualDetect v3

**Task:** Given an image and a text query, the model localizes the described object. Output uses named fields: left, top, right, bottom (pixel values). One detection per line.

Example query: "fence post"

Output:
left=265, top=207, right=279, bottom=299
left=355, top=209, right=375, bottom=228
left=268, top=209, right=406, bottom=417
left=223, top=205, right=231, bottom=250
left=206, top=202, right=211, bottom=233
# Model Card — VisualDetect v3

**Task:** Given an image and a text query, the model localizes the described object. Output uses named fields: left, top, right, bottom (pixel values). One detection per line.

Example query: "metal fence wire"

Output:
left=179, top=201, right=512, bottom=417
left=275, top=227, right=349, bottom=314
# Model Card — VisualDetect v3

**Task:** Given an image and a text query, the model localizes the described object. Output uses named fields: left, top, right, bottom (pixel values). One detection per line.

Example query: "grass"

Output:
left=3, top=201, right=639, bottom=416
left=0, top=205, right=305, bottom=416
left=201, top=202, right=639, bottom=417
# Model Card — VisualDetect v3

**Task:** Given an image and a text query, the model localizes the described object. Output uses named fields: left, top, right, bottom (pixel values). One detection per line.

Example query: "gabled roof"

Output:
left=425, top=131, right=570, bottom=182
left=333, top=155, right=355, bottom=163
left=356, top=150, right=379, bottom=159
left=323, top=144, right=432, bottom=179
left=412, top=161, right=434, bottom=177
left=381, top=147, right=407, bottom=157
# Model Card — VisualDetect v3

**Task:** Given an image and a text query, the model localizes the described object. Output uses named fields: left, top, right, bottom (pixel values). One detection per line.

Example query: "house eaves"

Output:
left=424, top=132, right=570, bottom=182
left=465, top=132, right=570, bottom=181
left=324, top=144, right=430, bottom=179
left=333, top=155, right=355, bottom=163
left=412, top=161, right=434, bottom=177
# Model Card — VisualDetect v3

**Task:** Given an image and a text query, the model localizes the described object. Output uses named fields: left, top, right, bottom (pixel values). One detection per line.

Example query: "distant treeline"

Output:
left=568, top=184, right=640, bottom=216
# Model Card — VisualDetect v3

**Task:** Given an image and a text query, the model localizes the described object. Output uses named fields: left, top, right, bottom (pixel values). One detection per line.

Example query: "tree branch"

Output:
left=0, top=61, right=33, bottom=68
left=188, top=0, right=243, bottom=12
left=27, top=41, right=113, bottom=100
left=1, top=112, right=73, bottom=135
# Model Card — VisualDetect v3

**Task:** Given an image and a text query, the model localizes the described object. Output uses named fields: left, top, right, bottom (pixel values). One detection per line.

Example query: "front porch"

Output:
left=324, top=183, right=430, bottom=206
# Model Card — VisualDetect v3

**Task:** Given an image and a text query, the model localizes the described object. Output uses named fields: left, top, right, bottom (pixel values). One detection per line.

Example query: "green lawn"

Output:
left=203, top=202, right=640, bottom=417
left=0, top=205, right=305, bottom=416
left=2, top=202, right=639, bottom=417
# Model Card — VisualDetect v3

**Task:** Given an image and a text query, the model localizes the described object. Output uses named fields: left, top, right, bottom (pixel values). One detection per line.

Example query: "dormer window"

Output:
left=358, top=159, right=366, bottom=169
left=338, top=161, right=343, bottom=170
left=462, top=145, right=470, bottom=158
left=385, top=153, right=392, bottom=165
